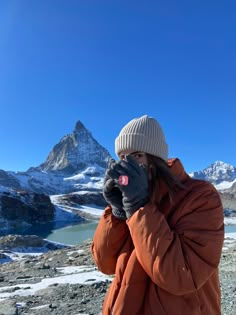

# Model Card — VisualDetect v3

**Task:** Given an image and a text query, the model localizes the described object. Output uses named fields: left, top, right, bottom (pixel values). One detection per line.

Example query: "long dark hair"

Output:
left=146, top=154, right=186, bottom=205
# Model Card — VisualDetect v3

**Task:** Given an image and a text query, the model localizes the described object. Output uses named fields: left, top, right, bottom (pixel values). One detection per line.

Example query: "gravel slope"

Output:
left=0, top=237, right=235, bottom=315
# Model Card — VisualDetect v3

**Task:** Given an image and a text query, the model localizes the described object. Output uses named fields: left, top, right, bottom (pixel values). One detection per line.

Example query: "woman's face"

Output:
left=118, top=151, right=148, bottom=167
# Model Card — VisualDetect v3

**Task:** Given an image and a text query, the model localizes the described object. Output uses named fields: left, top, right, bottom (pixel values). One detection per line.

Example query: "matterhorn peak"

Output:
left=36, top=120, right=111, bottom=174
left=74, top=120, right=86, bottom=132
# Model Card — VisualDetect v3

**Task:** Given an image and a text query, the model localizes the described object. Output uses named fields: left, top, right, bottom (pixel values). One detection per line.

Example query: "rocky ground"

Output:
left=219, top=237, right=236, bottom=315
left=0, top=235, right=235, bottom=315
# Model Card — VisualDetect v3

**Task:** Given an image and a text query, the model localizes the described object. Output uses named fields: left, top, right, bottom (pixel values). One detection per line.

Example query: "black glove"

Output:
left=103, top=159, right=127, bottom=220
left=107, top=155, right=149, bottom=218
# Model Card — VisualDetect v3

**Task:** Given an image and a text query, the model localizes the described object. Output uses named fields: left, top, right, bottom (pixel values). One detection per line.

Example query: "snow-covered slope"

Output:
left=7, top=164, right=105, bottom=195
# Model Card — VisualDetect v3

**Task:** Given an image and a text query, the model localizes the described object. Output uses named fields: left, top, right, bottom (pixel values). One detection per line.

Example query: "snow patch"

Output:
left=215, top=179, right=236, bottom=190
left=0, top=266, right=112, bottom=300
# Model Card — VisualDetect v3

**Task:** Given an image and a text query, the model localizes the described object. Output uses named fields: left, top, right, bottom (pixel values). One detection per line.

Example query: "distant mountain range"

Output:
left=0, top=120, right=236, bottom=220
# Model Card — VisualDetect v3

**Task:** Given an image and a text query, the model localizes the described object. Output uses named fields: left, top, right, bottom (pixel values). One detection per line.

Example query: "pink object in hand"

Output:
left=118, top=175, right=129, bottom=186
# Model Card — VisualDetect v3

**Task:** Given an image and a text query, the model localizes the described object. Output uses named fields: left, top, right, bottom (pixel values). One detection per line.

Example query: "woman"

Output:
left=91, top=115, right=224, bottom=314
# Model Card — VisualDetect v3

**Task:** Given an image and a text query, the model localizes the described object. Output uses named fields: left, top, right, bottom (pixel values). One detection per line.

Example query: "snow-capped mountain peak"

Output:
left=74, top=120, right=86, bottom=132
left=0, top=119, right=112, bottom=195
left=36, top=120, right=111, bottom=174
left=190, top=160, right=236, bottom=185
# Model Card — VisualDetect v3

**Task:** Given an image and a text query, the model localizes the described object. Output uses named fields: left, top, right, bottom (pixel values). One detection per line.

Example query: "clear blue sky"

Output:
left=0, top=0, right=235, bottom=173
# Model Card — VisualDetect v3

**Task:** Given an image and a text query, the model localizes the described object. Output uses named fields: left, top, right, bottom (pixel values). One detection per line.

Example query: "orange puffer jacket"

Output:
left=91, top=159, right=224, bottom=315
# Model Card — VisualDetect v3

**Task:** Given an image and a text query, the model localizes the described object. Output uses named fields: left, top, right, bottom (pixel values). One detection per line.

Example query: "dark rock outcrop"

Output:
left=59, top=192, right=107, bottom=207
left=0, top=190, right=55, bottom=223
left=0, top=234, right=66, bottom=250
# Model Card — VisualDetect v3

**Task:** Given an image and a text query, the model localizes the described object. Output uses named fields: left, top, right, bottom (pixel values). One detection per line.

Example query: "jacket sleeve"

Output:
left=127, top=184, right=224, bottom=295
left=91, top=206, right=129, bottom=275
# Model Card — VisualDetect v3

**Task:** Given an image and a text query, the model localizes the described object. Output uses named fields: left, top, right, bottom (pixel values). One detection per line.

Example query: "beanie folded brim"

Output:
left=115, top=134, right=168, bottom=161
left=115, top=115, right=168, bottom=161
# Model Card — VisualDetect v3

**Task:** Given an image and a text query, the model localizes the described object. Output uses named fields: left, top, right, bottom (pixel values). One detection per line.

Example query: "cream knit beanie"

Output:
left=115, top=115, right=168, bottom=161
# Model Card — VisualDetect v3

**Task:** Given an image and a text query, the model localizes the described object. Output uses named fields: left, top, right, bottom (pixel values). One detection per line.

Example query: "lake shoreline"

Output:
left=0, top=220, right=236, bottom=246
